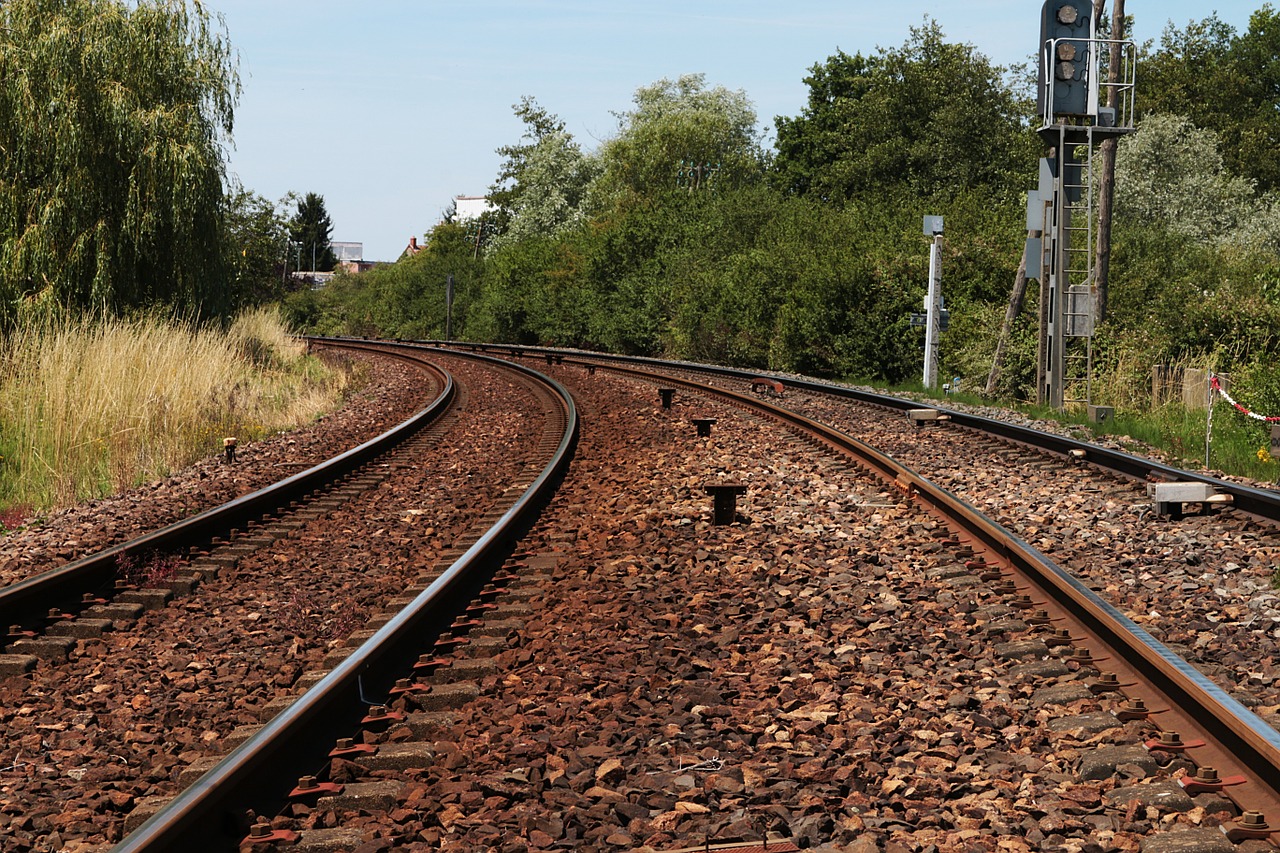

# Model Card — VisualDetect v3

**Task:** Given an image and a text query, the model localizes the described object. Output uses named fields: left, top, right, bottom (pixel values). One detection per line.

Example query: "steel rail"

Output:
left=585, top=361, right=1280, bottom=838
left=113, top=347, right=578, bottom=852
left=0, top=343, right=453, bottom=634
left=440, top=341, right=1280, bottom=522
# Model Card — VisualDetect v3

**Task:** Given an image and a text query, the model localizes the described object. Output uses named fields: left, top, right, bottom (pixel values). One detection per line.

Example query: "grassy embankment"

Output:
left=0, top=308, right=351, bottom=526
left=885, top=380, right=1278, bottom=484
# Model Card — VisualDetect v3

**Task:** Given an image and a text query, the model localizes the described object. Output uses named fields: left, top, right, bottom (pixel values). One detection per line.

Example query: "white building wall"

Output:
left=455, top=195, right=494, bottom=221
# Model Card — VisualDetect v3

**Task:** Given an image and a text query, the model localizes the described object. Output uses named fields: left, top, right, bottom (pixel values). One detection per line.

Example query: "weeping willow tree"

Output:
left=0, top=0, right=240, bottom=323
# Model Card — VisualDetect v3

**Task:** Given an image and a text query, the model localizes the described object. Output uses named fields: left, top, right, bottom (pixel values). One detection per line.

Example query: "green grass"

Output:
left=0, top=308, right=352, bottom=516
left=859, top=379, right=1279, bottom=483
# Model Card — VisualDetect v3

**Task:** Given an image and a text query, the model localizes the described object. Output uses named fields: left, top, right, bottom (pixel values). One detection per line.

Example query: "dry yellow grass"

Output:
left=0, top=308, right=348, bottom=513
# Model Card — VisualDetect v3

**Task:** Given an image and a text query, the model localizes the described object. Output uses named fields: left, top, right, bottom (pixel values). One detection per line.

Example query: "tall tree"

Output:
left=0, top=0, right=240, bottom=321
left=1139, top=8, right=1280, bottom=192
left=290, top=192, right=337, bottom=272
left=773, top=20, right=1037, bottom=203
left=223, top=185, right=290, bottom=305
left=1114, top=114, right=1257, bottom=246
left=486, top=97, right=600, bottom=255
left=594, top=74, right=763, bottom=201
left=1092, top=0, right=1125, bottom=323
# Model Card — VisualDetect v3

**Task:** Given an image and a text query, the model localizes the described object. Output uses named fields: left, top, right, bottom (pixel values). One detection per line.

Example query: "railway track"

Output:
left=0, top=345, right=454, bottom=642
left=0, top=343, right=574, bottom=851
left=7, top=337, right=1280, bottom=850
left=400, top=340, right=1280, bottom=850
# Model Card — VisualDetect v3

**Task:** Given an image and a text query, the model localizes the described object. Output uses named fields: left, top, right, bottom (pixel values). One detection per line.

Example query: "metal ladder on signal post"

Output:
left=1058, top=125, right=1096, bottom=407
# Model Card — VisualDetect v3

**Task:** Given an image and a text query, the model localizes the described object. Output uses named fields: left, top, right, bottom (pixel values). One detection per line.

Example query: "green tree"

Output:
left=286, top=217, right=483, bottom=341
left=1139, top=7, right=1280, bottom=192
left=290, top=192, right=337, bottom=272
left=222, top=185, right=290, bottom=306
left=0, top=0, right=240, bottom=321
left=594, top=74, right=764, bottom=201
left=486, top=97, right=600, bottom=256
left=1113, top=114, right=1261, bottom=248
left=773, top=20, right=1037, bottom=203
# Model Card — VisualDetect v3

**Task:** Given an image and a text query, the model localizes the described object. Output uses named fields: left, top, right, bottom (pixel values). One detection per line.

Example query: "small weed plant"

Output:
left=116, top=550, right=181, bottom=588
left=277, top=589, right=361, bottom=643
left=0, top=505, right=31, bottom=535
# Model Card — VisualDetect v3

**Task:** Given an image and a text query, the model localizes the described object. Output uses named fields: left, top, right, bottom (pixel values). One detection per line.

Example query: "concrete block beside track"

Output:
left=356, top=741, right=435, bottom=772
left=316, top=779, right=401, bottom=812
left=1047, top=712, right=1122, bottom=734
left=0, top=654, right=38, bottom=676
left=47, top=618, right=113, bottom=639
left=322, top=647, right=353, bottom=668
left=975, top=603, right=1013, bottom=621
left=224, top=724, right=263, bottom=749
left=1078, top=745, right=1160, bottom=780
left=6, top=636, right=75, bottom=662
left=84, top=601, right=144, bottom=621
left=1031, top=682, right=1095, bottom=705
left=459, top=635, right=507, bottom=657
left=414, top=681, right=479, bottom=710
left=1138, top=829, right=1233, bottom=853
left=158, top=574, right=200, bottom=595
left=470, top=617, right=524, bottom=638
left=178, top=755, right=222, bottom=787
left=993, top=639, right=1049, bottom=661
left=406, top=710, right=458, bottom=737
left=257, top=694, right=297, bottom=722
left=1105, top=780, right=1195, bottom=811
left=1010, top=659, right=1070, bottom=679
left=124, top=796, right=172, bottom=832
left=116, top=588, right=173, bottom=610
left=292, top=827, right=369, bottom=852
left=425, top=657, right=496, bottom=683
left=293, top=670, right=328, bottom=691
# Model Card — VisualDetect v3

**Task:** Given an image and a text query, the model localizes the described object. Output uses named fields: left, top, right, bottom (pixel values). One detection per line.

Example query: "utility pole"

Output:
left=445, top=274, right=455, bottom=340
left=985, top=241, right=1031, bottom=396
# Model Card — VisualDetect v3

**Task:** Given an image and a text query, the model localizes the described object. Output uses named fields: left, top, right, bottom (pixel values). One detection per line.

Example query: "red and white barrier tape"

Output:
left=1211, top=374, right=1280, bottom=422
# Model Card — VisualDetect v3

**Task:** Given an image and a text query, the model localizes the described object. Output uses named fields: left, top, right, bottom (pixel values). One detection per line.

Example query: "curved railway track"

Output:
left=556, top=351, right=1280, bottom=841
left=112, top=344, right=577, bottom=851
left=7, top=336, right=1280, bottom=850
left=0, top=345, right=454, bottom=640
left=398, top=339, right=1280, bottom=849
left=0, top=343, right=575, bottom=852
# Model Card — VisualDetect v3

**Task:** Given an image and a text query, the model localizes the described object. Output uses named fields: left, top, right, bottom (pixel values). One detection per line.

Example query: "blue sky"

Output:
left=204, top=1, right=1257, bottom=262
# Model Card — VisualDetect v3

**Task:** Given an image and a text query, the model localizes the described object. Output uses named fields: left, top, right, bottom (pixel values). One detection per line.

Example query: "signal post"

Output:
left=1032, top=1, right=1134, bottom=408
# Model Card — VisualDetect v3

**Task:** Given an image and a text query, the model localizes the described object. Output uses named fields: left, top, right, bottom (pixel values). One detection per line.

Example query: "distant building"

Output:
left=397, top=196, right=495, bottom=263
left=331, top=241, right=363, bottom=262
left=328, top=240, right=377, bottom=274
left=454, top=195, right=494, bottom=221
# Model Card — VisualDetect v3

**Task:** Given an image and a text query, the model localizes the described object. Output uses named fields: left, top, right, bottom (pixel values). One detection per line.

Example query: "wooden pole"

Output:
left=1093, top=0, right=1125, bottom=324
left=986, top=240, right=1031, bottom=396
